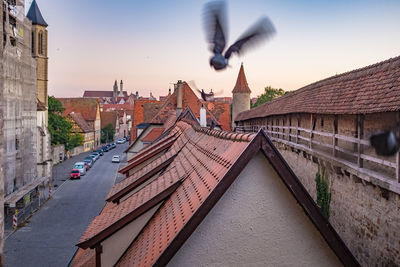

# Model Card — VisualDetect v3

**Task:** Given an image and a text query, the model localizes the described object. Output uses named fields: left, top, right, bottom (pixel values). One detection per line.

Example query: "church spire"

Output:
left=27, top=0, right=48, bottom=27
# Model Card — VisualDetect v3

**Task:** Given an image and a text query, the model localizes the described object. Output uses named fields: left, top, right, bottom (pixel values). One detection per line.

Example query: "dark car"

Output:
left=106, top=144, right=112, bottom=150
left=84, top=157, right=93, bottom=167
left=97, top=149, right=104, bottom=156
left=111, top=143, right=116, bottom=149
left=70, top=169, right=81, bottom=179
left=102, top=146, right=108, bottom=152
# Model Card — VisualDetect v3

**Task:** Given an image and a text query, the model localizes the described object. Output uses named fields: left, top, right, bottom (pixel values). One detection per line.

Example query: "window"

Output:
left=31, top=31, right=34, bottom=54
left=38, top=32, right=43, bottom=55
left=15, top=138, right=19, bottom=150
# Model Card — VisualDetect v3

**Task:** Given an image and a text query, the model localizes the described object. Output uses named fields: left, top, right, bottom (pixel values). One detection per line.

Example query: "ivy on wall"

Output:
left=315, top=167, right=331, bottom=219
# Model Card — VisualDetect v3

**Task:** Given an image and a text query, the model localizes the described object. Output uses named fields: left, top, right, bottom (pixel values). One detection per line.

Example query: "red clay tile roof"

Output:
left=207, top=101, right=231, bottom=131
left=70, top=248, right=95, bottom=267
left=100, top=111, right=118, bottom=129
left=141, top=127, right=165, bottom=143
left=69, top=113, right=92, bottom=133
left=236, top=56, right=400, bottom=121
left=143, top=102, right=165, bottom=122
left=131, top=99, right=164, bottom=140
left=232, top=64, right=251, bottom=94
left=74, top=119, right=358, bottom=266
left=106, top=150, right=179, bottom=203
left=150, top=82, right=220, bottom=126
left=57, top=98, right=99, bottom=121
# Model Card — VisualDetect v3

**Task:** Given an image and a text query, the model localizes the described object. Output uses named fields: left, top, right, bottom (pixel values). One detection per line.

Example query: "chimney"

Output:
left=176, top=80, right=183, bottom=116
left=200, top=104, right=207, bottom=127
left=120, top=80, right=123, bottom=96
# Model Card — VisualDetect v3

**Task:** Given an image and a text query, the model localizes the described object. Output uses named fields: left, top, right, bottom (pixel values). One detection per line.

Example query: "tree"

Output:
left=101, top=123, right=115, bottom=143
left=252, top=86, right=286, bottom=108
left=67, top=133, right=84, bottom=151
left=48, top=96, right=71, bottom=146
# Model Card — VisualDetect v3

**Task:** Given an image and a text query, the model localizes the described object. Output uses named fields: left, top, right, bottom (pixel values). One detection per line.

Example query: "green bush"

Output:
left=315, top=167, right=331, bottom=219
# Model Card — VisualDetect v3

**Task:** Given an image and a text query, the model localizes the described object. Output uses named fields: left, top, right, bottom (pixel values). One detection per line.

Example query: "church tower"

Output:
left=27, top=0, right=48, bottom=109
left=113, top=80, right=118, bottom=102
left=231, top=64, right=251, bottom=129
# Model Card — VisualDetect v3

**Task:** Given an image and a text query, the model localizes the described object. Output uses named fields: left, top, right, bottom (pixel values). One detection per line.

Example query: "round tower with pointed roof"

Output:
left=232, top=63, right=251, bottom=129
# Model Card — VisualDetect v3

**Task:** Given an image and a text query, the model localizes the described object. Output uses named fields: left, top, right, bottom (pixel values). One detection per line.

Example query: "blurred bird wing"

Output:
left=224, top=16, right=276, bottom=60
left=203, top=1, right=228, bottom=54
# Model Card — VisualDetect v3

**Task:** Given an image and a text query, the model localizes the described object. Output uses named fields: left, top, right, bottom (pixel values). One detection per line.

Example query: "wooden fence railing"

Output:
left=236, top=124, right=400, bottom=188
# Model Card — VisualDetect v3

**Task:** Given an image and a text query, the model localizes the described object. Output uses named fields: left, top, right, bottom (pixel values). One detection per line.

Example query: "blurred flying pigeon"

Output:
left=197, top=89, right=214, bottom=101
left=203, top=1, right=276, bottom=71
left=370, top=130, right=399, bottom=156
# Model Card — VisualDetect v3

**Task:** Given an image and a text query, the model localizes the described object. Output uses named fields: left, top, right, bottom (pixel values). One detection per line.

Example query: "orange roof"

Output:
left=232, top=64, right=251, bottom=94
left=150, top=82, right=228, bottom=129
left=73, top=119, right=358, bottom=266
left=131, top=99, right=164, bottom=140
left=236, top=56, right=400, bottom=121
left=69, top=113, right=92, bottom=133
left=100, top=111, right=118, bottom=129
left=207, top=101, right=231, bottom=131
left=57, top=98, right=99, bottom=121
left=141, top=127, right=165, bottom=143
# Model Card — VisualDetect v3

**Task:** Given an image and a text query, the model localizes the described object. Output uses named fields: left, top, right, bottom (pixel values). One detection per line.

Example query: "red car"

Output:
left=70, top=169, right=81, bottom=179
left=84, top=162, right=90, bottom=171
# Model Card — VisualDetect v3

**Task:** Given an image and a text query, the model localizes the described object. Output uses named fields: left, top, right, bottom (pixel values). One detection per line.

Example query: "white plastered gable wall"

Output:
left=168, top=151, right=342, bottom=267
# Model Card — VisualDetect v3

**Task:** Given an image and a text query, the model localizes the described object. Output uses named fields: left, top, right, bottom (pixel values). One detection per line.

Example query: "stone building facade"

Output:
left=0, top=2, right=4, bottom=264
left=235, top=56, right=400, bottom=266
left=28, top=0, right=52, bottom=190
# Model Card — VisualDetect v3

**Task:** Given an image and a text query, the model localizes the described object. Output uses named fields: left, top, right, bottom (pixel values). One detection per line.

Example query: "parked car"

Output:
left=106, top=144, right=111, bottom=150
left=102, top=146, right=108, bottom=152
left=112, top=155, right=120, bottom=163
left=125, top=136, right=130, bottom=142
left=97, top=149, right=104, bottom=156
left=84, top=157, right=93, bottom=167
left=117, top=139, right=125, bottom=144
left=91, top=152, right=100, bottom=160
left=73, top=162, right=86, bottom=176
left=111, top=143, right=116, bottom=149
left=70, top=169, right=81, bottom=179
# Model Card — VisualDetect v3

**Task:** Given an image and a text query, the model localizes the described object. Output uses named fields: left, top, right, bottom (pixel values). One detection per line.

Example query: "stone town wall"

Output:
left=237, top=111, right=400, bottom=265
left=277, top=144, right=400, bottom=266
left=0, top=3, right=5, bottom=265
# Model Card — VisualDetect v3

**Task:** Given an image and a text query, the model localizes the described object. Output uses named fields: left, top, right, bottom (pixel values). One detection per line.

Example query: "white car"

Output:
left=112, top=155, right=120, bottom=163
left=73, top=162, right=86, bottom=175
left=116, top=139, right=125, bottom=144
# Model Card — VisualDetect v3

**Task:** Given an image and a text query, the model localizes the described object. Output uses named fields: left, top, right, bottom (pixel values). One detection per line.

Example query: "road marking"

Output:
left=54, top=179, right=70, bottom=195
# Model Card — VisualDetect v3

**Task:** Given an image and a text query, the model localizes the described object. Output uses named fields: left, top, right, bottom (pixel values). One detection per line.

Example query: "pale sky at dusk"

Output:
left=27, top=0, right=400, bottom=99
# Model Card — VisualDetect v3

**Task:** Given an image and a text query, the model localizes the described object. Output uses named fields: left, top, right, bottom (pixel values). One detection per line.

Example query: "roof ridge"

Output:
left=180, top=119, right=254, bottom=142
left=296, top=55, right=400, bottom=93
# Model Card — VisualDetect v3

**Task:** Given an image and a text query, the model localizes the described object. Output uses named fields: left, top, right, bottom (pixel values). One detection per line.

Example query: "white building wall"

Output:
left=169, top=152, right=342, bottom=266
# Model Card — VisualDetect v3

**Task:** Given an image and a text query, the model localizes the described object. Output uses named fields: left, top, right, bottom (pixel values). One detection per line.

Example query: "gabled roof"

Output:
left=150, top=82, right=221, bottom=126
left=69, top=113, right=92, bottom=133
left=74, top=119, right=358, bottom=266
left=57, top=98, right=99, bottom=121
left=100, top=111, right=118, bottom=129
left=27, top=0, right=48, bottom=27
left=232, top=64, right=251, bottom=94
left=236, top=56, right=400, bottom=121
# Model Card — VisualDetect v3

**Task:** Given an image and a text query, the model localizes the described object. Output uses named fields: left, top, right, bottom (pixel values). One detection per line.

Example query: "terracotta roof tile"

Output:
left=70, top=248, right=95, bottom=267
left=232, top=64, right=251, bottom=94
left=150, top=82, right=221, bottom=127
left=100, top=111, right=118, bottom=129
left=74, top=119, right=358, bottom=267
left=131, top=99, right=164, bottom=140
left=69, top=113, right=92, bottom=133
left=236, top=56, right=400, bottom=121
left=141, top=128, right=165, bottom=143
left=57, top=98, right=99, bottom=121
